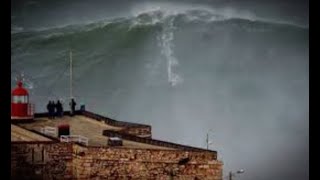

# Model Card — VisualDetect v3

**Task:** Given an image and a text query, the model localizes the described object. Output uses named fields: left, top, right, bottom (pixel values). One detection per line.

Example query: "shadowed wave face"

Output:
left=11, top=4, right=308, bottom=180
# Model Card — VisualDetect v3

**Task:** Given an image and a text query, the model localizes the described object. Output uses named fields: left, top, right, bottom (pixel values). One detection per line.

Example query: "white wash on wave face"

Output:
left=128, top=7, right=184, bottom=87
left=157, top=17, right=183, bottom=87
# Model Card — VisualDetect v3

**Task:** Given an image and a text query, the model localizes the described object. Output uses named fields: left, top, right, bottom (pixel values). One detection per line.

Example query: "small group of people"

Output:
left=46, top=98, right=77, bottom=119
left=47, top=100, right=64, bottom=119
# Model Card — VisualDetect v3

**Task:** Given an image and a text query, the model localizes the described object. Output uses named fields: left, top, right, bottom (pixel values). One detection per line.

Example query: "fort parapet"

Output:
left=11, top=110, right=223, bottom=179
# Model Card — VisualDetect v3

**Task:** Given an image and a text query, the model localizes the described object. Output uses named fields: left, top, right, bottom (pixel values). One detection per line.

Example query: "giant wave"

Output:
left=11, top=7, right=308, bottom=113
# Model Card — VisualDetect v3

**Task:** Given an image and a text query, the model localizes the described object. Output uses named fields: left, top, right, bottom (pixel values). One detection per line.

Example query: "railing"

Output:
left=82, top=111, right=151, bottom=128
left=28, top=103, right=35, bottom=116
left=103, top=130, right=218, bottom=156
left=60, top=135, right=89, bottom=146
left=40, top=126, right=57, bottom=137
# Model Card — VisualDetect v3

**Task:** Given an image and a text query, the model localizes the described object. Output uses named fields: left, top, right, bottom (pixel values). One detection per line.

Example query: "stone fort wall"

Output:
left=11, top=142, right=223, bottom=180
left=34, top=111, right=153, bottom=138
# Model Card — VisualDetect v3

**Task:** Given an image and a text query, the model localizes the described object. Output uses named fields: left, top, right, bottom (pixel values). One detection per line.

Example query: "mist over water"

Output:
left=11, top=1, right=308, bottom=180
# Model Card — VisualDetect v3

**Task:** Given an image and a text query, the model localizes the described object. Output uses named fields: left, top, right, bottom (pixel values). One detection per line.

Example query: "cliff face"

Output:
left=11, top=142, right=223, bottom=179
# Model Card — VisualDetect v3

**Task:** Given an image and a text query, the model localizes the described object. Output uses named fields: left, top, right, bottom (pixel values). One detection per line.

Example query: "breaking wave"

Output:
left=10, top=5, right=309, bottom=180
left=11, top=7, right=308, bottom=111
left=12, top=8, right=307, bottom=83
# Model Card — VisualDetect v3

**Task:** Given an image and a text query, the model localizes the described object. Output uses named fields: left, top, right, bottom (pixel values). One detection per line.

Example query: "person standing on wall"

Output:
left=47, top=101, right=52, bottom=119
left=52, top=101, right=57, bottom=119
left=47, top=101, right=55, bottom=119
left=56, top=100, right=63, bottom=117
left=69, top=98, right=76, bottom=116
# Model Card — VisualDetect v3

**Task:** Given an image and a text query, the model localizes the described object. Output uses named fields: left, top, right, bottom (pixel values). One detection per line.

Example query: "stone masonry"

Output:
left=11, top=142, right=223, bottom=179
left=11, top=111, right=223, bottom=179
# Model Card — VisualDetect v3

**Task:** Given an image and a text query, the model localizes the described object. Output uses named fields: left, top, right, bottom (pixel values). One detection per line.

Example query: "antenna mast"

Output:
left=69, top=50, right=73, bottom=99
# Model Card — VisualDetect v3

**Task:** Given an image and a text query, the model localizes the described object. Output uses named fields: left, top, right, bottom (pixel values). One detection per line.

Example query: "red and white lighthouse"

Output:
left=11, top=81, right=34, bottom=120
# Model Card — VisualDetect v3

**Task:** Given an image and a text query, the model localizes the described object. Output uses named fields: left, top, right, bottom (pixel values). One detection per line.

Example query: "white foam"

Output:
left=157, top=17, right=183, bottom=87
left=130, top=2, right=258, bottom=22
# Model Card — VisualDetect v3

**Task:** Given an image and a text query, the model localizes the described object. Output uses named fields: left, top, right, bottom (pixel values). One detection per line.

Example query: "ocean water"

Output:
left=11, top=6, right=309, bottom=180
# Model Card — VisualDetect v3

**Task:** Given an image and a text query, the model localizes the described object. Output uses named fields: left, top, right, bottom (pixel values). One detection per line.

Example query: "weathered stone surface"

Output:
left=12, top=143, right=223, bottom=180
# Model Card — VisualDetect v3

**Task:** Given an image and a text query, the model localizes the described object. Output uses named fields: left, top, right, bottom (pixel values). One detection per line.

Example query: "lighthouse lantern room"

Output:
left=11, top=81, right=34, bottom=120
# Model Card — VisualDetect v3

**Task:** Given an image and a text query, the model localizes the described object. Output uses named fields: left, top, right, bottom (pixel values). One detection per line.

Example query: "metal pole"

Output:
left=229, top=171, right=232, bottom=180
left=69, top=50, right=73, bottom=99
left=206, top=129, right=213, bottom=150
left=206, top=132, right=209, bottom=150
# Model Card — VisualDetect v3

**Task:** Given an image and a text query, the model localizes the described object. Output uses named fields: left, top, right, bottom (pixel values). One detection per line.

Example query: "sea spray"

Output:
left=158, top=17, right=183, bottom=87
